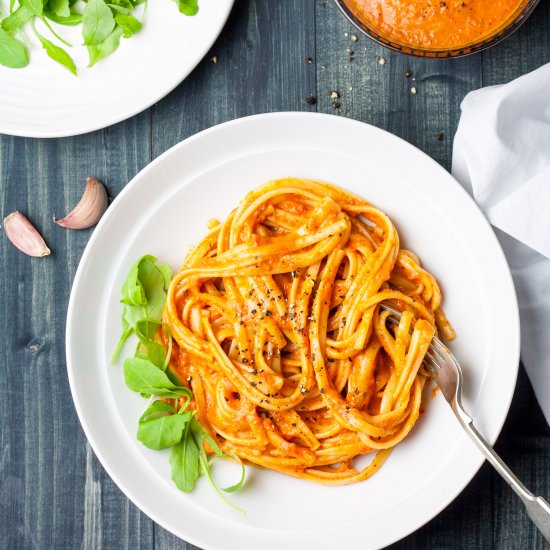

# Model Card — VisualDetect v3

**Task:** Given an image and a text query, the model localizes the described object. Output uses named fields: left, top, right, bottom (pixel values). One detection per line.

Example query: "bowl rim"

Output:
left=332, top=0, right=541, bottom=58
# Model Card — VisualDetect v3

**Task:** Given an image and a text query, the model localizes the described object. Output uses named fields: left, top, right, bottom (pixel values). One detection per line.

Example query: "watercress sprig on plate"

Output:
left=0, top=0, right=199, bottom=72
left=113, top=255, right=245, bottom=511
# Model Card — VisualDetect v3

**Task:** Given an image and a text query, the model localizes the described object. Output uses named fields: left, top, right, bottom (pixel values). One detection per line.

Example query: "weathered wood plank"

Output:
left=0, top=114, right=154, bottom=550
left=492, top=368, right=550, bottom=549
left=151, top=0, right=317, bottom=158
left=482, top=0, right=550, bottom=85
left=314, top=0, right=482, bottom=171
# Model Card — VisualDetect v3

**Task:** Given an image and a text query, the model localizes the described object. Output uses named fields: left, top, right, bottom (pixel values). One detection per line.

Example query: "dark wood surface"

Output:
left=1, top=1, right=550, bottom=548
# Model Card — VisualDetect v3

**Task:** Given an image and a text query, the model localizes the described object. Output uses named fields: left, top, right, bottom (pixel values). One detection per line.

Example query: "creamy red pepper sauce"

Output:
left=344, top=0, right=525, bottom=49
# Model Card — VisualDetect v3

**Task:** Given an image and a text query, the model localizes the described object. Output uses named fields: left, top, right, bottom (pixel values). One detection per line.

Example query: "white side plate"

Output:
left=0, top=0, right=233, bottom=137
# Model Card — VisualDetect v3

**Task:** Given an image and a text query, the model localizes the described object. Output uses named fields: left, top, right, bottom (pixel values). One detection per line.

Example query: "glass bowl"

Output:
left=333, top=0, right=541, bottom=58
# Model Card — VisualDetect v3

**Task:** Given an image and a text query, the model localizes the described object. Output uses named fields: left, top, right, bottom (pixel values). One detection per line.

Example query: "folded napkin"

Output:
left=453, top=62, right=550, bottom=425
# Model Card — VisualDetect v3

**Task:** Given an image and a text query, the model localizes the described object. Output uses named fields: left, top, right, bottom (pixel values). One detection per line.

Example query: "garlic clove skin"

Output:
left=3, top=211, right=51, bottom=257
left=55, top=177, right=108, bottom=230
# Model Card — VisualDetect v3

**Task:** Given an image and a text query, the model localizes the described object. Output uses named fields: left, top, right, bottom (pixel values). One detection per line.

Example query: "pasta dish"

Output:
left=161, top=178, right=454, bottom=484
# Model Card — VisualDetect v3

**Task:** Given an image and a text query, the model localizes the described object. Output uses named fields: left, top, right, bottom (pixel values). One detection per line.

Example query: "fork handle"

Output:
left=462, top=419, right=550, bottom=542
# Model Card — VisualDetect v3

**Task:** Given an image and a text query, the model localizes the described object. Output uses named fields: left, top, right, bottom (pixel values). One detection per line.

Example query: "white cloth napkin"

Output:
left=452, top=62, right=550, bottom=425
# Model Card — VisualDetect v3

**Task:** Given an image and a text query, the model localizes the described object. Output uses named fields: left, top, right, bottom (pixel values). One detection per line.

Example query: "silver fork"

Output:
left=381, top=304, right=550, bottom=542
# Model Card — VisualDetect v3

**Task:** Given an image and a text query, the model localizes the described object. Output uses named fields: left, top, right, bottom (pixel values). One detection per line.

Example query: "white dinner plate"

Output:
left=66, top=112, right=520, bottom=549
left=0, top=0, right=233, bottom=138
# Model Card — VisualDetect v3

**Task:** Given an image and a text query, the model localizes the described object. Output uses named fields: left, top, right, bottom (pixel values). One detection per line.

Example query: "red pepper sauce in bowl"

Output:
left=343, top=0, right=526, bottom=50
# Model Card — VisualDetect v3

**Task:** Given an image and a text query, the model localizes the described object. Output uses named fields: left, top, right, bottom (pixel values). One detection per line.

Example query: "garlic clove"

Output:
left=3, top=211, right=51, bottom=257
left=55, top=177, right=108, bottom=230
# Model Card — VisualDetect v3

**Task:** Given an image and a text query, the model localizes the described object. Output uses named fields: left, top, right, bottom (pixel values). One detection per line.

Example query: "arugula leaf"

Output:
left=82, top=0, right=115, bottom=45
left=48, top=0, right=70, bottom=17
left=1, top=4, right=33, bottom=33
left=25, top=0, right=44, bottom=17
left=139, top=399, right=176, bottom=419
left=121, top=254, right=170, bottom=317
left=87, top=26, right=121, bottom=67
left=2, top=0, right=199, bottom=71
left=114, top=12, right=141, bottom=37
left=44, top=10, right=82, bottom=25
left=121, top=257, right=147, bottom=306
left=36, top=32, right=77, bottom=74
left=107, top=4, right=131, bottom=14
left=41, top=14, right=72, bottom=46
left=166, top=364, right=183, bottom=386
left=134, top=321, right=168, bottom=370
left=207, top=450, right=246, bottom=494
left=112, top=255, right=172, bottom=361
left=88, top=26, right=123, bottom=67
left=114, top=251, right=245, bottom=509
left=201, top=429, right=223, bottom=457
left=170, top=422, right=200, bottom=492
left=157, top=264, right=172, bottom=289
left=175, top=0, right=198, bottom=16
left=217, top=452, right=246, bottom=494
left=124, top=356, right=192, bottom=399
left=137, top=401, right=192, bottom=450
left=108, top=0, right=134, bottom=10
left=190, top=417, right=244, bottom=511
left=0, top=28, right=28, bottom=68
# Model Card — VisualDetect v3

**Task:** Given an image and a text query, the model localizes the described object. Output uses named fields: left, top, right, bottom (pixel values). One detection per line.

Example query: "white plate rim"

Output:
left=66, top=111, right=520, bottom=549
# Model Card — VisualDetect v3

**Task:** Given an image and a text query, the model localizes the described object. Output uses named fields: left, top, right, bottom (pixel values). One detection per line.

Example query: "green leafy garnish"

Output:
left=44, top=10, right=82, bottom=26
left=114, top=254, right=246, bottom=509
left=0, top=27, right=27, bottom=67
left=1, top=4, right=33, bottom=33
left=170, top=422, right=200, bottom=492
left=112, top=254, right=171, bottom=362
left=0, top=0, right=199, bottom=70
left=175, top=0, right=197, bottom=16
left=134, top=321, right=170, bottom=370
left=48, top=0, right=70, bottom=17
left=124, top=356, right=193, bottom=398
left=24, top=0, right=43, bottom=18
left=87, top=24, right=122, bottom=67
left=190, top=417, right=245, bottom=511
left=82, top=0, right=115, bottom=45
left=114, top=12, right=141, bottom=37
left=137, top=401, right=192, bottom=450
left=169, top=416, right=245, bottom=503
left=34, top=23, right=77, bottom=74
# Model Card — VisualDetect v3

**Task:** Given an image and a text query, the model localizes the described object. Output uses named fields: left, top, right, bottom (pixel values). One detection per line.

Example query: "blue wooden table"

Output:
left=1, top=1, right=550, bottom=548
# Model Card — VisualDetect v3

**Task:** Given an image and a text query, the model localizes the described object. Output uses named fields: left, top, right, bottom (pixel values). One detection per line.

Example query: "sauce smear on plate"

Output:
left=345, top=0, right=525, bottom=49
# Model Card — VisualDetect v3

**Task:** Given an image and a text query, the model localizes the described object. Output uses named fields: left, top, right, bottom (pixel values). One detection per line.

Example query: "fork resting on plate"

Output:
left=382, top=304, right=550, bottom=542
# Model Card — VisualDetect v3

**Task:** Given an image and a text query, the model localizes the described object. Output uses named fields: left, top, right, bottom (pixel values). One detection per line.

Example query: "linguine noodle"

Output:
left=162, top=178, right=454, bottom=484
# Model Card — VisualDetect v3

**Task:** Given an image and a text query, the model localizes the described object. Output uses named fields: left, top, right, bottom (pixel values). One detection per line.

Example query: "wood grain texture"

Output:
left=1, top=0, right=549, bottom=549
left=314, top=0, right=482, bottom=170
left=0, top=116, right=154, bottom=550
left=151, top=0, right=316, bottom=157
